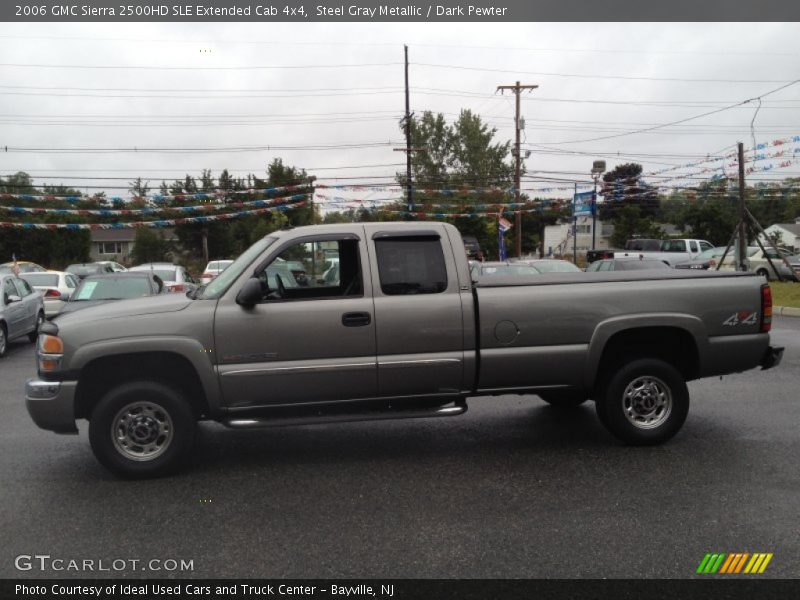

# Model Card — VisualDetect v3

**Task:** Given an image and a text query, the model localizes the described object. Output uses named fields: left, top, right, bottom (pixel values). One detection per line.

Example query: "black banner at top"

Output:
left=2, top=0, right=800, bottom=22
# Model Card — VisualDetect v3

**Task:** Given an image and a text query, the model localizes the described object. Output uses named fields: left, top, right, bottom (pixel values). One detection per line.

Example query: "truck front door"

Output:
left=214, top=232, right=377, bottom=408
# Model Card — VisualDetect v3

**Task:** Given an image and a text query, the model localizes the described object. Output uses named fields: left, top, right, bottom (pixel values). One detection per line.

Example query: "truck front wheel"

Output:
left=596, top=358, right=689, bottom=445
left=89, top=381, right=196, bottom=478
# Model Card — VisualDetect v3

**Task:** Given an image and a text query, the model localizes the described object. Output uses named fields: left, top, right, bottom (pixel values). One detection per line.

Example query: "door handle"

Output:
left=342, top=312, right=371, bottom=327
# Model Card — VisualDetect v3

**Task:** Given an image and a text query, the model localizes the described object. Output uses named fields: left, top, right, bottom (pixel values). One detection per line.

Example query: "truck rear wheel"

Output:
left=596, top=358, right=689, bottom=445
left=89, top=381, right=196, bottom=478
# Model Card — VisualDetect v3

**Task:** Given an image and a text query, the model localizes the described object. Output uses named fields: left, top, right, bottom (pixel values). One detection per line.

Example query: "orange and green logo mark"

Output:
left=697, top=553, right=773, bottom=574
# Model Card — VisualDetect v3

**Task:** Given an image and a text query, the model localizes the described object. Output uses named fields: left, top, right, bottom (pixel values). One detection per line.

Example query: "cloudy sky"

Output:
left=0, top=21, right=799, bottom=206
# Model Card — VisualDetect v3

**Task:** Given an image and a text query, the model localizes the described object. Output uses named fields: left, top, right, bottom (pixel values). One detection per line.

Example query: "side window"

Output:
left=258, top=238, right=361, bottom=301
left=14, top=278, right=33, bottom=296
left=374, top=236, right=447, bottom=295
left=690, top=241, right=698, bottom=253
left=598, top=261, right=614, bottom=271
left=4, top=278, right=17, bottom=301
left=66, top=275, right=77, bottom=289
left=699, top=241, right=713, bottom=252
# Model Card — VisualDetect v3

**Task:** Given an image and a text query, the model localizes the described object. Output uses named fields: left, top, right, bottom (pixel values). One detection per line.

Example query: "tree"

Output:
left=128, top=178, right=150, bottom=199
left=394, top=110, right=523, bottom=257
left=131, top=227, right=168, bottom=263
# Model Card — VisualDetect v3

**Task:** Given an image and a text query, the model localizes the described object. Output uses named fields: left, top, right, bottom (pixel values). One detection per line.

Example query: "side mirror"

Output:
left=7, top=294, right=21, bottom=304
left=236, top=277, right=264, bottom=307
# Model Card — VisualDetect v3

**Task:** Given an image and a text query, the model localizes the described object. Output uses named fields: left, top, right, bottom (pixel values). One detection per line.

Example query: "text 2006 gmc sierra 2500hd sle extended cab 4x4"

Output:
left=25, top=222, right=783, bottom=477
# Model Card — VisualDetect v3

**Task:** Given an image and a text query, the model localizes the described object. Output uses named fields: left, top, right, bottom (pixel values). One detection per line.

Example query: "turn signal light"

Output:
left=39, top=334, right=64, bottom=354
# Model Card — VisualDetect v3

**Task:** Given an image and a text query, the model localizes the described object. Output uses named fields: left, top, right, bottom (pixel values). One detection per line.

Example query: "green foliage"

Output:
left=130, top=227, right=169, bottom=263
left=393, top=110, right=532, bottom=257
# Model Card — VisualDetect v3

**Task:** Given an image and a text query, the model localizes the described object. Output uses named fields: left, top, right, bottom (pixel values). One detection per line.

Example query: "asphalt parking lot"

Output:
left=1, top=317, right=798, bottom=579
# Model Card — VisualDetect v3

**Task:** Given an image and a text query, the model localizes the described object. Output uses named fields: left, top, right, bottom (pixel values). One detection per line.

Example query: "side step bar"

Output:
left=223, top=402, right=467, bottom=429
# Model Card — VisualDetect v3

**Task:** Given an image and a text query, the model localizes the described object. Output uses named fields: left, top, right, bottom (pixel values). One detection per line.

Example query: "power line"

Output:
left=414, top=62, right=794, bottom=84
left=0, top=61, right=402, bottom=71
left=534, top=79, right=800, bottom=145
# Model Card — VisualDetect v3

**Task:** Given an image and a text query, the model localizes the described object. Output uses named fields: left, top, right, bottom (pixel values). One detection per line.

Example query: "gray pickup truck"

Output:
left=26, top=222, right=783, bottom=478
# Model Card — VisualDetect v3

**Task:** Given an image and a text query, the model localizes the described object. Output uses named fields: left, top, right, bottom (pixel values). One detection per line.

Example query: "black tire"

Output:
left=89, top=381, right=196, bottom=478
left=0, top=322, right=7, bottom=358
left=539, top=391, right=589, bottom=408
left=756, top=268, right=770, bottom=281
left=28, top=311, right=44, bottom=343
left=595, top=358, right=689, bottom=445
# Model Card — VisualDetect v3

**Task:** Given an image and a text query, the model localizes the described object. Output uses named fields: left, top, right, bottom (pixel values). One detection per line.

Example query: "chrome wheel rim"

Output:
left=622, top=375, right=672, bottom=429
left=111, top=401, right=173, bottom=461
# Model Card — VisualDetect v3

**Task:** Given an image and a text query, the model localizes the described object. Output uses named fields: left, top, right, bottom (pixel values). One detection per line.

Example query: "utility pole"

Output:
left=497, top=81, right=538, bottom=257
left=737, top=142, right=747, bottom=271
left=404, top=44, right=413, bottom=212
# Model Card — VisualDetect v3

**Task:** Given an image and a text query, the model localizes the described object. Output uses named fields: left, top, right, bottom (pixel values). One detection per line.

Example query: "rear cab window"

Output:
left=373, top=235, right=448, bottom=295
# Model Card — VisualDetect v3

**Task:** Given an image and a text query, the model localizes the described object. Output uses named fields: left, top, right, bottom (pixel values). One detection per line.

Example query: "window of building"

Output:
left=98, top=242, right=123, bottom=255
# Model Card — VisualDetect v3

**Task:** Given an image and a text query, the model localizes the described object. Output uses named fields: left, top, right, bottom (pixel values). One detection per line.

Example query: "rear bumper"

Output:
left=760, top=346, right=784, bottom=370
left=25, top=379, right=79, bottom=434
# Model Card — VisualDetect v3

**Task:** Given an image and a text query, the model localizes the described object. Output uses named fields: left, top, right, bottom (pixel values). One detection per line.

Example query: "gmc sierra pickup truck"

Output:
left=26, top=222, right=783, bottom=478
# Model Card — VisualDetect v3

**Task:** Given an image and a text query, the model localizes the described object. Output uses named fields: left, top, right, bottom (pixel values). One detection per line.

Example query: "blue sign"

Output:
left=573, top=191, right=595, bottom=217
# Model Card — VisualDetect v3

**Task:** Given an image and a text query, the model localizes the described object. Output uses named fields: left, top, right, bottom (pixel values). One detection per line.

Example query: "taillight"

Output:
left=761, top=284, right=772, bottom=333
left=168, top=284, right=184, bottom=293
left=202, top=272, right=213, bottom=279
left=44, top=288, right=61, bottom=298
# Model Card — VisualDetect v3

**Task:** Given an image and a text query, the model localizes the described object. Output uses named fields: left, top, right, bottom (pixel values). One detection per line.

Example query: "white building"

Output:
left=762, top=219, right=800, bottom=252
left=543, top=216, right=612, bottom=257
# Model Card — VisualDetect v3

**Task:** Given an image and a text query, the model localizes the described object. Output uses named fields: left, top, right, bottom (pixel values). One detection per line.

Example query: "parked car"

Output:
left=717, top=246, right=800, bottom=281
left=0, top=261, right=47, bottom=274
left=129, top=263, right=196, bottom=294
left=19, top=271, right=81, bottom=318
left=586, top=258, right=672, bottom=272
left=57, top=272, right=164, bottom=316
left=25, top=222, right=782, bottom=477
left=587, top=238, right=713, bottom=265
left=96, top=261, right=128, bottom=273
left=0, top=274, right=44, bottom=357
left=201, top=260, right=234, bottom=284
left=674, top=247, right=731, bottom=270
left=470, top=261, right=541, bottom=278
left=66, top=262, right=114, bottom=280
left=519, top=259, right=582, bottom=274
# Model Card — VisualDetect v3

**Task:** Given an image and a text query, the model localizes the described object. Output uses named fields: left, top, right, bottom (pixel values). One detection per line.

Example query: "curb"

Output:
left=774, top=306, right=800, bottom=318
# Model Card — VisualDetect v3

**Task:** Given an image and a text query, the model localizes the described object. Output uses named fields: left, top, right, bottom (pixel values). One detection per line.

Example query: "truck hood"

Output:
left=53, top=293, right=193, bottom=325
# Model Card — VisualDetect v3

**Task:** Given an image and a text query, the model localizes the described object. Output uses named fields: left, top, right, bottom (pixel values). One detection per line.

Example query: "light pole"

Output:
left=591, top=160, right=606, bottom=251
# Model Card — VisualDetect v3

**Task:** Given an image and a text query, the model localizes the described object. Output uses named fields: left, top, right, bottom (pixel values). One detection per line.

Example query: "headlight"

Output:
left=37, top=334, right=63, bottom=372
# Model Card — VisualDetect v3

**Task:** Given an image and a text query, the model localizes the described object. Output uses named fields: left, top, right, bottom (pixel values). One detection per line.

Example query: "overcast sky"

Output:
left=0, top=21, right=799, bottom=207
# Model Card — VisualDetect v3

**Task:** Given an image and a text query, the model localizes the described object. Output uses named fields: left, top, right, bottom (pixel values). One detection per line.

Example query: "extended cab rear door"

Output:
left=367, top=227, right=467, bottom=400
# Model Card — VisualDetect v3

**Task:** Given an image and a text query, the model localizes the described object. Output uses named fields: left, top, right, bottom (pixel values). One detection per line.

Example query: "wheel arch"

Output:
left=74, top=349, right=216, bottom=421
left=585, top=315, right=706, bottom=392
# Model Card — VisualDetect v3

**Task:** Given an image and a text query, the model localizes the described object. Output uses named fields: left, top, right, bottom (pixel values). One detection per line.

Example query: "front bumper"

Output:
left=25, top=379, right=79, bottom=434
left=760, top=346, right=784, bottom=370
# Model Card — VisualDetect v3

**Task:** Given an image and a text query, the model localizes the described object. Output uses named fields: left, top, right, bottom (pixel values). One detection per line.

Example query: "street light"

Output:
left=591, top=160, right=606, bottom=251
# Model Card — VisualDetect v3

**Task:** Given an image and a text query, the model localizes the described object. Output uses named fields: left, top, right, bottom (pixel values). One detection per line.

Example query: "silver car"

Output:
left=0, top=274, right=45, bottom=357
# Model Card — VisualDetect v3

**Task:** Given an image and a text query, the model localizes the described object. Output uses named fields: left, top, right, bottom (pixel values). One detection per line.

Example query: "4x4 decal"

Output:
left=723, top=311, right=758, bottom=326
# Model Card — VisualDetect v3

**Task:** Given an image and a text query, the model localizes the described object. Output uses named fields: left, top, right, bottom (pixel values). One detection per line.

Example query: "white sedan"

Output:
left=20, top=271, right=81, bottom=318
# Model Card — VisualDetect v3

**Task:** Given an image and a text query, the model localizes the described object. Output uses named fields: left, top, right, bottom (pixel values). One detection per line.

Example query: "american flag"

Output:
left=498, top=217, right=513, bottom=232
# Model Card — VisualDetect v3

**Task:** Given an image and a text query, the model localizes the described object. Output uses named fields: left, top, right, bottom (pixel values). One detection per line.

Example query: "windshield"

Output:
left=528, top=261, right=581, bottom=273
left=199, top=236, right=277, bottom=299
left=207, top=261, right=233, bottom=271
left=477, top=265, right=540, bottom=277
left=72, top=277, right=152, bottom=301
left=67, top=265, right=100, bottom=276
left=21, top=273, right=59, bottom=286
